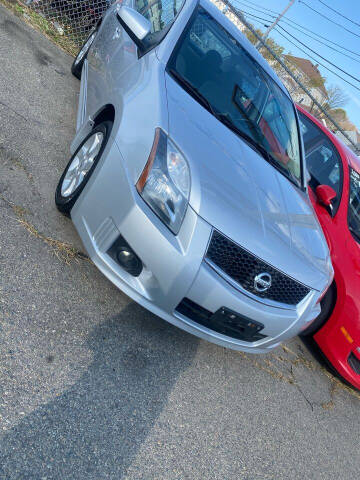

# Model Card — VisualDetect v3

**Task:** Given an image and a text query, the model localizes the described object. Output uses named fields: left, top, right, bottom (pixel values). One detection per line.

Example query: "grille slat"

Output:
left=206, top=231, right=310, bottom=306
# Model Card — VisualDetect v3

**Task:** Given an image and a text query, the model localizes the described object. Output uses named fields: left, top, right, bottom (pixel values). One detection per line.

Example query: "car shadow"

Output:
left=0, top=302, right=199, bottom=479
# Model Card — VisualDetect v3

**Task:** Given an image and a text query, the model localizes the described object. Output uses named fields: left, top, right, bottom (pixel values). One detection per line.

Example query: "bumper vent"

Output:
left=206, top=231, right=310, bottom=306
left=175, top=298, right=267, bottom=342
left=348, top=352, right=360, bottom=375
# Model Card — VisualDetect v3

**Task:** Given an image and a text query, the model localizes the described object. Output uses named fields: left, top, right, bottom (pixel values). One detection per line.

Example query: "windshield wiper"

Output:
left=215, top=112, right=269, bottom=157
left=168, top=69, right=218, bottom=116
left=169, top=70, right=270, bottom=158
left=215, top=113, right=300, bottom=185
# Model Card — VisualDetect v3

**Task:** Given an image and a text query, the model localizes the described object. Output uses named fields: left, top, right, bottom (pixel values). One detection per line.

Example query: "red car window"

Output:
left=298, top=111, right=343, bottom=214
left=349, top=168, right=360, bottom=243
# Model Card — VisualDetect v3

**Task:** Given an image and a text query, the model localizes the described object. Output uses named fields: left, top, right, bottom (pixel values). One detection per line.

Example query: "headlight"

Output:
left=136, top=128, right=190, bottom=234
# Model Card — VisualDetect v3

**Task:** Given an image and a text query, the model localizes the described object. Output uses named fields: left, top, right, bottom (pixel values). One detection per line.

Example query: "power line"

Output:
left=231, top=0, right=360, bottom=58
left=230, top=7, right=360, bottom=89
left=231, top=2, right=360, bottom=89
left=240, top=13, right=270, bottom=28
left=280, top=17, right=360, bottom=58
left=234, top=0, right=279, bottom=15
left=275, top=18, right=360, bottom=64
left=233, top=8, right=277, bottom=26
left=231, top=0, right=277, bottom=18
left=277, top=25, right=360, bottom=84
left=275, top=28, right=360, bottom=92
left=237, top=3, right=360, bottom=65
left=316, top=0, right=360, bottom=28
left=242, top=15, right=269, bottom=29
left=299, top=0, right=360, bottom=39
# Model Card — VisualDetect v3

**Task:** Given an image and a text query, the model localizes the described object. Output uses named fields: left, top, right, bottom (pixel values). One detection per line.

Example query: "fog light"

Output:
left=116, top=247, right=143, bottom=277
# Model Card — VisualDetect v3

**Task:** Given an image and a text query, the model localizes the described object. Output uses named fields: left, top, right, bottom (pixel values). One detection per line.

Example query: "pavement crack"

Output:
left=240, top=345, right=360, bottom=406
left=0, top=99, right=37, bottom=125
left=290, top=365, right=314, bottom=411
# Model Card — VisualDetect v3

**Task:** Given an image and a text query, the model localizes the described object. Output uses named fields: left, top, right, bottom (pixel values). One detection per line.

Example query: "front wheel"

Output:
left=71, top=29, right=97, bottom=79
left=55, top=121, right=112, bottom=215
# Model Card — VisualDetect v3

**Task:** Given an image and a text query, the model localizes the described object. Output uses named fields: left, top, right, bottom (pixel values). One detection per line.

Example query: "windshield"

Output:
left=167, top=7, right=302, bottom=186
left=349, top=168, right=360, bottom=243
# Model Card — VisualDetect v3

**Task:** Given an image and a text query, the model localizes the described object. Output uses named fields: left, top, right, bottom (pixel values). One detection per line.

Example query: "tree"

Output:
left=243, top=27, right=285, bottom=64
left=308, top=85, right=349, bottom=124
left=320, top=85, right=349, bottom=112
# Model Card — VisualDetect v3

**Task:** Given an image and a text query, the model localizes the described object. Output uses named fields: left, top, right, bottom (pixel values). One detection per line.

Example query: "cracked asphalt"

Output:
left=0, top=5, right=359, bottom=480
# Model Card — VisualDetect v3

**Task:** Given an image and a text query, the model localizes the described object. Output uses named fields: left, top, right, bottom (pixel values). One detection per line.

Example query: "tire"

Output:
left=300, top=283, right=336, bottom=337
left=71, top=29, right=97, bottom=79
left=55, top=121, right=112, bottom=216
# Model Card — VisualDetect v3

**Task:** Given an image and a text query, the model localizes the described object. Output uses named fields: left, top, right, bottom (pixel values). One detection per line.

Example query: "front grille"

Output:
left=206, top=231, right=310, bottom=306
left=348, top=352, right=360, bottom=375
left=175, top=298, right=267, bottom=342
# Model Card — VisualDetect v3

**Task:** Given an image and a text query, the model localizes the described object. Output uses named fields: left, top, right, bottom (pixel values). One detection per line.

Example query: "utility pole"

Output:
left=255, top=0, right=296, bottom=50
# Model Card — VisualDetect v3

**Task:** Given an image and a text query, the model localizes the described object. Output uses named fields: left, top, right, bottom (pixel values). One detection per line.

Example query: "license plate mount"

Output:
left=210, top=307, right=264, bottom=340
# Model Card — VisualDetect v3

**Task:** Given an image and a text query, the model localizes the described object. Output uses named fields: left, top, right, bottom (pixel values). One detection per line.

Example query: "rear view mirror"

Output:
left=316, top=185, right=337, bottom=211
left=117, top=6, right=151, bottom=44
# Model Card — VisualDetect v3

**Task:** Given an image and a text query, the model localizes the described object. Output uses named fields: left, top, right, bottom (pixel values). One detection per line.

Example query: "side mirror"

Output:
left=316, top=184, right=337, bottom=211
left=117, top=6, right=151, bottom=44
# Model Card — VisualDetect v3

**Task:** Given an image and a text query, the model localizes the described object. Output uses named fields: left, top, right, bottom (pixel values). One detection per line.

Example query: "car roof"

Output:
left=296, top=104, right=360, bottom=174
left=200, top=0, right=291, bottom=99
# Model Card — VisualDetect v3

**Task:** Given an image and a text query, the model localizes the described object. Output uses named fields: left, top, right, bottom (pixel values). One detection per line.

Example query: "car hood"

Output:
left=165, top=75, right=332, bottom=290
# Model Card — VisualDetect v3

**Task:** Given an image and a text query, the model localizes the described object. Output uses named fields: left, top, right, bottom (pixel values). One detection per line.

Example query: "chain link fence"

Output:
left=27, top=0, right=112, bottom=44
left=26, top=0, right=359, bottom=153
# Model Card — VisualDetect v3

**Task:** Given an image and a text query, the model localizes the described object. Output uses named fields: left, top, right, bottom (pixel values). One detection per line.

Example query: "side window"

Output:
left=298, top=111, right=343, bottom=213
left=135, top=0, right=184, bottom=34
left=349, top=169, right=360, bottom=242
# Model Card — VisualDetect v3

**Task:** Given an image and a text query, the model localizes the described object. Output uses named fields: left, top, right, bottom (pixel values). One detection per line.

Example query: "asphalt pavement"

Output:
left=0, top=5, right=359, bottom=479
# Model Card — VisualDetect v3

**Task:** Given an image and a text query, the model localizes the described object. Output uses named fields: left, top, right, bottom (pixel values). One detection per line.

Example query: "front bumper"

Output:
left=71, top=137, right=321, bottom=353
left=314, top=305, right=360, bottom=391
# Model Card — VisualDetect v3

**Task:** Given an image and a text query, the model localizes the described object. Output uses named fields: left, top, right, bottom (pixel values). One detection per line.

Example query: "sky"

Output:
left=231, top=0, right=360, bottom=131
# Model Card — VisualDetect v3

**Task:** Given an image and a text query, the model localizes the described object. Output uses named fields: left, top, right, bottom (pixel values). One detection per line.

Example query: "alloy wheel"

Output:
left=61, top=132, right=104, bottom=197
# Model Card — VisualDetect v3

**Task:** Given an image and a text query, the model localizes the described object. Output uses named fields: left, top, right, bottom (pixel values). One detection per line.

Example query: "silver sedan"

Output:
left=55, top=0, right=333, bottom=352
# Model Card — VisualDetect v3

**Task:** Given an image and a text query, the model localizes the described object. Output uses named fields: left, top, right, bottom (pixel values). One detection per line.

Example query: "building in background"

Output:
left=283, top=55, right=328, bottom=109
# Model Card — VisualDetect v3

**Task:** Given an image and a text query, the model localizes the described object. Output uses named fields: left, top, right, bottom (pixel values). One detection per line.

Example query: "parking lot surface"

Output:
left=0, top=6, right=359, bottom=479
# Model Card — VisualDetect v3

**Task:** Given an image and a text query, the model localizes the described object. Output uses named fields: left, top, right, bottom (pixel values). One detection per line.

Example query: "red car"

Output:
left=296, top=105, right=360, bottom=390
